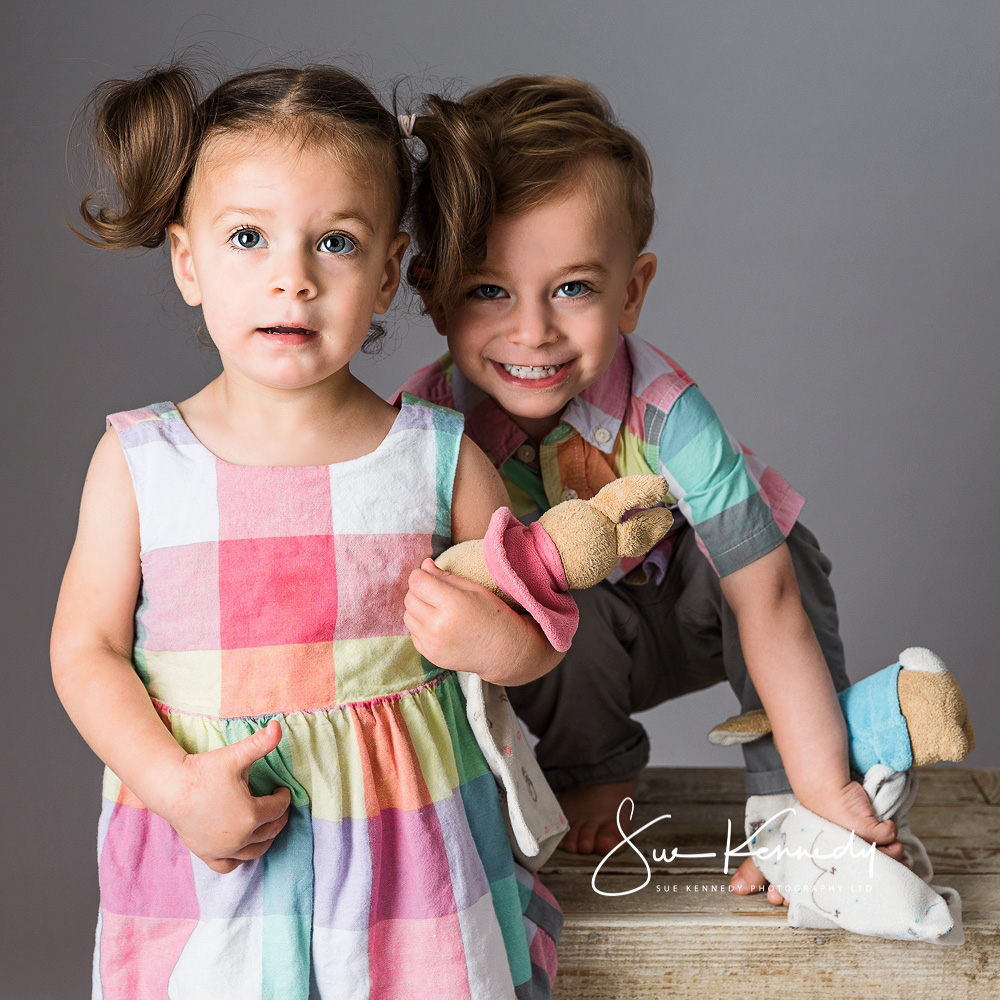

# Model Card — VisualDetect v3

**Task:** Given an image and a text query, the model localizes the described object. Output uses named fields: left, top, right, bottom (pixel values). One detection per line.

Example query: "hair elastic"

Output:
left=397, top=113, right=417, bottom=138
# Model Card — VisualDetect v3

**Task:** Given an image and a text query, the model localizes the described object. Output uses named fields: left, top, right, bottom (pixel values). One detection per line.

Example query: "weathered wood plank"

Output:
left=906, top=767, right=991, bottom=805
left=549, top=877, right=999, bottom=1000
left=545, top=873, right=998, bottom=921
left=971, top=769, right=1000, bottom=805
left=551, top=924, right=1000, bottom=1000
left=636, top=767, right=987, bottom=806
left=637, top=767, right=746, bottom=804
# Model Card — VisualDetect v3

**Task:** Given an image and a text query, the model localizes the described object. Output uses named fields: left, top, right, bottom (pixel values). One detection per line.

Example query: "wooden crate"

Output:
left=544, top=767, right=1000, bottom=1000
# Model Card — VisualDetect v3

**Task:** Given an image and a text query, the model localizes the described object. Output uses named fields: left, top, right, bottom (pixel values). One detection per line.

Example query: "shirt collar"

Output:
left=447, top=334, right=634, bottom=466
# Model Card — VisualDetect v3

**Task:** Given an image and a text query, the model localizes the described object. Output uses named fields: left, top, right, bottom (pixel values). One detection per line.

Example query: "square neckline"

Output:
left=164, top=399, right=407, bottom=471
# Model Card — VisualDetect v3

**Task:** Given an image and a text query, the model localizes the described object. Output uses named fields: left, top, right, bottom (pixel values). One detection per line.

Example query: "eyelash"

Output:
left=468, top=281, right=596, bottom=301
left=557, top=281, right=595, bottom=299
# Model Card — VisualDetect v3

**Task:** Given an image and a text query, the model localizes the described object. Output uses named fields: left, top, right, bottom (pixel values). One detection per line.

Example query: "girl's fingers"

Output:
left=403, top=584, right=438, bottom=616
left=406, top=566, right=445, bottom=606
left=205, top=858, right=241, bottom=875
left=229, top=838, right=276, bottom=862
left=420, top=558, right=491, bottom=595
left=249, top=810, right=290, bottom=844
left=251, top=785, right=292, bottom=825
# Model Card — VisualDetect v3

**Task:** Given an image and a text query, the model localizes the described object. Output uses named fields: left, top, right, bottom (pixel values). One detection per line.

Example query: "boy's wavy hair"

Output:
left=72, top=61, right=412, bottom=351
left=405, top=75, right=655, bottom=312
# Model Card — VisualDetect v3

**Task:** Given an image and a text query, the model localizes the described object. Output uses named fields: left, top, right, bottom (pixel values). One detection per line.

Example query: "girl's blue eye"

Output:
left=473, top=285, right=507, bottom=300
left=231, top=228, right=266, bottom=250
left=319, top=234, right=357, bottom=255
left=556, top=281, right=590, bottom=298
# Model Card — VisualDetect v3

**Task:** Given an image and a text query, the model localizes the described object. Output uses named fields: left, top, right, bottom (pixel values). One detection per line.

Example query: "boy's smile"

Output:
left=429, top=173, right=657, bottom=442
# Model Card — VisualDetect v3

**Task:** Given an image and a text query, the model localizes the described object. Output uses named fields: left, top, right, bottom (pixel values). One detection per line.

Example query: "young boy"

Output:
left=397, top=76, right=903, bottom=899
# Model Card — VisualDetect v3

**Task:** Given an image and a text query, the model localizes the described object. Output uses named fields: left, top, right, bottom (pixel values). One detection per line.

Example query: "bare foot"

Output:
left=729, top=857, right=788, bottom=906
left=558, top=779, right=637, bottom=855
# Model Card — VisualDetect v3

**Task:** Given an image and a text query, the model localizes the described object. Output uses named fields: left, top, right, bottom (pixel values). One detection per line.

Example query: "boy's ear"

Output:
left=618, top=252, right=657, bottom=335
left=374, top=232, right=410, bottom=316
left=168, top=223, right=202, bottom=307
left=427, top=303, right=448, bottom=336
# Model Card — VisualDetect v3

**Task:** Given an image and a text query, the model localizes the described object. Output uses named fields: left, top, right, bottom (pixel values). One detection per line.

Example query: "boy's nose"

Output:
left=508, top=303, right=559, bottom=348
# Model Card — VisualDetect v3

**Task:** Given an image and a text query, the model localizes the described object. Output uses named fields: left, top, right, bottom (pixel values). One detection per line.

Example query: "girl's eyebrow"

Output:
left=211, top=206, right=377, bottom=235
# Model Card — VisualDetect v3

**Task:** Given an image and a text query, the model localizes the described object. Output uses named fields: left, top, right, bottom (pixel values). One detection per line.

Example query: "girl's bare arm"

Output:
left=51, top=430, right=290, bottom=872
left=404, top=435, right=565, bottom=685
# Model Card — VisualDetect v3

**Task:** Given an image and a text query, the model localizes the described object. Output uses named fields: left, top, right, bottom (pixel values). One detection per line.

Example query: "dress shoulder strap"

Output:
left=105, top=402, right=219, bottom=555
left=395, top=393, right=465, bottom=553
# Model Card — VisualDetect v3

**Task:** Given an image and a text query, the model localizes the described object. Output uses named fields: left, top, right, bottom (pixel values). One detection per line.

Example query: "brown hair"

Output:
left=73, top=61, right=411, bottom=250
left=405, top=75, right=655, bottom=311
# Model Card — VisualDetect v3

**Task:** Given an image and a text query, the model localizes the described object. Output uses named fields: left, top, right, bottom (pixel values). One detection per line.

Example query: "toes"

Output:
left=559, top=826, right=580, bottom=853
left=573, top=821, right=601, bottom=855
left=593, top=822, right=628, bottom=856
left=730, top=858, right=768, bottom=895
left=767, top=884, right=788, bottom=907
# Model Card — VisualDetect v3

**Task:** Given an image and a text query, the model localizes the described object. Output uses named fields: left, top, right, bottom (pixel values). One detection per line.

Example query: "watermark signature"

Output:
left=591, top=798, right=878, bottom=898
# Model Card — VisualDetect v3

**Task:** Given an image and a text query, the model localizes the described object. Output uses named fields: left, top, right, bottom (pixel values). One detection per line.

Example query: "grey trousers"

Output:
left=506, top=521, right=849, bottom=797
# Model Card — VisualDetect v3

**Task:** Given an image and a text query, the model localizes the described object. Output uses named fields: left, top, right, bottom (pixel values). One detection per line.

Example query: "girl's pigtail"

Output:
left=74, top=65, right=203, bottom=249
left=408, top=96, right=499, bottom=310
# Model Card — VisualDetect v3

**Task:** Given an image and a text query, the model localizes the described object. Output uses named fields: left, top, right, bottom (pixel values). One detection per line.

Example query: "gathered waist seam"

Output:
left=149, top=671, right=453, bottom=723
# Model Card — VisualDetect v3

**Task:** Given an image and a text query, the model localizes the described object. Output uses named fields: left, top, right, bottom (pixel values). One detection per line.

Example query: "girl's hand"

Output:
left=154, top=720, right=292, bottom=874
left=404, top=559, right=562, bottom=685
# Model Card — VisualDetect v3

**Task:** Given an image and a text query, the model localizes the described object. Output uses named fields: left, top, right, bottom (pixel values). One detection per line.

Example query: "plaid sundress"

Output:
left=94, top=395, right=561, bottom=1000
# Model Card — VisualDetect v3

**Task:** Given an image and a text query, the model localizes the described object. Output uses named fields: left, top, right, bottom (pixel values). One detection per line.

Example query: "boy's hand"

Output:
left=152, top=719, right=292, bottom=874
left=404, top=559, right=562, bottom=684
left=815, top=779, right=904, bottom=859
left=733, top=778, right=906, bottom=904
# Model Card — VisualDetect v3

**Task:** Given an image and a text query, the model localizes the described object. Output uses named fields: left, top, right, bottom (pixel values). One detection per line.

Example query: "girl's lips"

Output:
left=258, top=326, right=318, bottom=345
left=492, top=359, right=574, bottom=389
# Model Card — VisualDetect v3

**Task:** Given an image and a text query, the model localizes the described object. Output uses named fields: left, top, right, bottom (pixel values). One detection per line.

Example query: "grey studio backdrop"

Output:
left=4, top=0, right=999, bottom=992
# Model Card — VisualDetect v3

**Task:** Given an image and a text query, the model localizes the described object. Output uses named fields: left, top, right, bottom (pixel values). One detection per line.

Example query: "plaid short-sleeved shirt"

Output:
left=397, top=335, right=805, bottom=580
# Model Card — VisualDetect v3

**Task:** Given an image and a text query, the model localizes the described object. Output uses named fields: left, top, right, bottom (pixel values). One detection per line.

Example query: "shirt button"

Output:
left=516, top=443, right=537, bottom=463
left=594, top=426, right=612, bottom=445
left=560, top=488, right=579, bottom=501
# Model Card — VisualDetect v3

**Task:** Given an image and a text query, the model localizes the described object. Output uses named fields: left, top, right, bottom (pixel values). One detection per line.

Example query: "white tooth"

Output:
left=502, top=363, right=562, bottom=380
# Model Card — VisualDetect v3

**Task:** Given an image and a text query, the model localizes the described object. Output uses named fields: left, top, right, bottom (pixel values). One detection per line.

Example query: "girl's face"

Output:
left=168, top=134, right=407, bottom=393
left=427, top=175, right=656, bottom=442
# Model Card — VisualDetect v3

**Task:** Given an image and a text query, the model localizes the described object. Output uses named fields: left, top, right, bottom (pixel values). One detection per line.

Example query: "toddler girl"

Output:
left=51, top=63, right=561, bottom=999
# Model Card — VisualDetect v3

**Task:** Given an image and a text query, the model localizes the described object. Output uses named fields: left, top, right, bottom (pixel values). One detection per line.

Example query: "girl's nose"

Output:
left=270, top=253, right=318, bottom=300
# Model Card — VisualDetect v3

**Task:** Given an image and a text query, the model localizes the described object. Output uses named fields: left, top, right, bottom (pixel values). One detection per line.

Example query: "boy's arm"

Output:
left=404, top=435, right=565, bottom=685
left=720, top=543, right=899, bottom=847
left=50, top=430, right=291, bottom=873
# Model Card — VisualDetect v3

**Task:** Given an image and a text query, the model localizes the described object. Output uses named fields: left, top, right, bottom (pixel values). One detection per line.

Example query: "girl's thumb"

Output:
left=228, top=719, right=282, bottom=770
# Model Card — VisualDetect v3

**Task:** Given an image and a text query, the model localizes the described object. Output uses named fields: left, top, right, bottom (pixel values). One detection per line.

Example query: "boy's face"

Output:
left=428, top=177, right=656, bottom=441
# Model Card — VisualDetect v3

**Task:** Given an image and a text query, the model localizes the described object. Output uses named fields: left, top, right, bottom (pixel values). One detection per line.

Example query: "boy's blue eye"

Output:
left=319, top=234, right=357, bottom=255
left=473, top=285, right=507, bottom=300
left=231, top=228, right=266, bottom=250
left=556, top=281, right=589, bottom=298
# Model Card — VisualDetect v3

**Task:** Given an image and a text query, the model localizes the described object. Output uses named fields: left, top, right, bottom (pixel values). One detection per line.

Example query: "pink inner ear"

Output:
left=529, top=521, right=569, bottom=591
left=482, top=508, right=578, bottom=652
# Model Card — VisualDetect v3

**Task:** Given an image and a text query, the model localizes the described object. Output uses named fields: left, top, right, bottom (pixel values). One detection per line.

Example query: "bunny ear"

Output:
left=615, top=507, right=674, bottom=557
left=590, top=475, right=669, bottom=523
